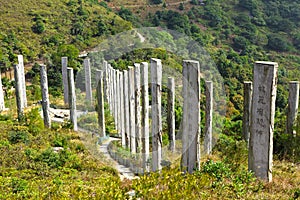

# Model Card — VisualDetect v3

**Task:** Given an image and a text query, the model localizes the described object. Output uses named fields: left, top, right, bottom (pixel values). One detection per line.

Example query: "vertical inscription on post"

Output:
left=249, top=61, right=278, bottom=182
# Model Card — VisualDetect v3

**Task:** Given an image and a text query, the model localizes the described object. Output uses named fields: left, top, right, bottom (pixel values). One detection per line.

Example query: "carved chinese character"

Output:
left=258, top=85, right=266, bottom=94
left=256, top=118, right=265, bottom=128
left=256, top=129, right=263, bottom=135
left=257, top=108, right=264, bottom=116
left=258, top=96, right=266, bottom=104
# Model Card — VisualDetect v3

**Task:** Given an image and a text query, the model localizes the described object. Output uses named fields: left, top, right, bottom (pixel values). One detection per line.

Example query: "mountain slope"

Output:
left=0, top=0, right=132, bottom=67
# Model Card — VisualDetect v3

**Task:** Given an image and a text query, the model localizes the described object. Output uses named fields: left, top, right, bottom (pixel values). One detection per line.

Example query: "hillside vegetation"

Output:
left=1, top=0, right=300, bottom=199
left=0, top=112, right=300, bottom=199
left=0, top=0, right=131, bottom=69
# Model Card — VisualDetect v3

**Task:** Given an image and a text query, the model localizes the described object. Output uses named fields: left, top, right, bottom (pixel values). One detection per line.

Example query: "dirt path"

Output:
left=47, top=108, right=137, bottom=180
left=99, top=137, right=137, bottom=180
left=109, top=0, right=191, bottom=9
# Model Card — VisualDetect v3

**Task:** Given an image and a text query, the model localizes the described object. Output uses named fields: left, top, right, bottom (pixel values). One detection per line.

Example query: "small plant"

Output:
left=25, top=107, right=44, bottom=134
left=8, top=130, right=29, bottom=144
left=11, top=178, right=28, bottom=193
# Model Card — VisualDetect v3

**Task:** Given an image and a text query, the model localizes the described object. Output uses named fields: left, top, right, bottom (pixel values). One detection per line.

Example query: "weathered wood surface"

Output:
left=286, top=81, right=299, bottom=135
left=151, top=58, right=162, bottom=172
left=141, top=62, right=150, bottom=172
left=62, top=57, right=69, bottom=105
left=182, top=60, right=201, bottom=173
left=128, top=66, right=136, bottom=153
left=14, top=64, right=24, bottom=121
left=243, top=81, right=253, bottom=145
left=67, top=67, right=78, bottom=131
left=249, top=61, right=278, bottom=182
left=96, top=70, right=106, bottom=137
left=134, top=64, right=142, bottom=153
left=204, top=81, right=213, bottom=155
left=167, top=77, right=175, bottom=152
left=84, top=58, right=92, bottom=102
left=40, top=64, right=51, bottom=128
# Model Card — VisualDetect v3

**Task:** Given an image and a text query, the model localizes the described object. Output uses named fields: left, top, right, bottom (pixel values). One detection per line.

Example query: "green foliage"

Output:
left=214, top=134, right=248, bottom=170
left=8, top=130, right=29, bottom=144
left=32, top=16, right=45, bottom=34
left=11, top=178, right=28, bottom=194
left=178, top=3, right=184, bottom=10
left=150, top=0, right=162, bottom=4
left=267, top=33, right=292, bottom=52
left=25, top=107, right=44, bottom=134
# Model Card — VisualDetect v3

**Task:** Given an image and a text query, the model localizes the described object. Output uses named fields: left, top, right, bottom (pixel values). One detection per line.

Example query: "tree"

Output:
left=150, top=0, right=163, bottom=4
left=267, top=34, right=291, bottom=52
left=179, top=3, right=184, bottom=10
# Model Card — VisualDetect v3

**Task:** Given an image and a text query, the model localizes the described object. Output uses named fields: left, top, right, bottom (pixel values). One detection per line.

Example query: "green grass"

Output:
left=0, top=0, right=132, bottom=64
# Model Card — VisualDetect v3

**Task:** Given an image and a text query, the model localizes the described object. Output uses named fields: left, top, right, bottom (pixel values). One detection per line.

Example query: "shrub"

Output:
left=25, top=108, right=44, bottom=134
left=11, top=178, right=28, bottom=193
left=8, top=131, right=29, bottom=144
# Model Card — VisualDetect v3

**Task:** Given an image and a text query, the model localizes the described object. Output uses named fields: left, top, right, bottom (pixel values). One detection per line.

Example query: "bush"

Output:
left=25, top=108, right=44, bottom=134
left=8, top=130, right=29, bottom=144
left=267, top=34, right=292, bottom=52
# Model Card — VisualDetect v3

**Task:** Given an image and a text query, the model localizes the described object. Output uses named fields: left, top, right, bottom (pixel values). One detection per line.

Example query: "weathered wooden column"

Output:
left=123, top=70, right=130, bottom=148
left=167, top=77, right=176, bottom=152
left=18, top=55, right=27, bottom=108
left=286, top=81, right=299, bottom=135
left=14, top=64, right=24, bottom=121
left=182, top=60, right=201, bottom=173
left=119, top=71, right=126, bottom=147
left=40, top=64, right=51, bottom=128
left=114, top=69, right=119, bottom=130
left=117, top=70, right=121, bottom=134
left=204, top=81, right=213, bottom=154
left=249, top=61, right=278, bottom=182
left=111, top=68, right=116, bottom=124
left=151, top=58, right=162, bottom=172
left=0, top=72, right=5, bottom=111
left=141, top=62, right=150, bottom=172
left=134, top=64, right=142, bottom=153
left=96, top=69, right=106, bottom=137
left=62, top=57, right=69, bottom=105
left=84, top=58, right=92, bottom=103
left=128, top=66, right=136, bottom=153
left=243, top=81, right=253, bottom=145
left=103, top=60, right=109, bottom=103
left=67, top=67, right=78, bottom=131
left=109, top=65, right=113, bottom=113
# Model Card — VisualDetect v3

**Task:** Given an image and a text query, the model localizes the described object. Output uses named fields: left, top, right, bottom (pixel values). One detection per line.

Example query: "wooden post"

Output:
left=117, top=70, right=121, bottom=134
left=96, top=70, right=106, bottom=137
left=109, top=65, right=113, bottom=113
left=40, top=64, right=51, bottom=128
left=128, top=66, right=136, bottom=153
left=243, top=81, right=253, bottom=145
left=151, top=58, right=162, bottom=172
left=62, top=57, right=69, bottom=105
left=167, top=77, right=176, bottom=152
left=0, top=71, right=5, bottom=111
left=18, top=55, right=27, bottom=108
left=114, top=69, right=119, bottom=131
left=84, top=58, right=92, bottom=103
left=14, top=64, right=24, bottom=121
left=249, top=61, right=278, bottom=182
left=286, top=81, right=299, bottom=135
left=141, top=62, right=150, bottom=172
left=119, top=71, right=126, bottom=147
left=123, top=70, right=130, bottom=148
left=182, top=60, right=201, bottom=173
left=204, top=81, right=213, bottom=154
left=103, top=60, right=109, bottom=103
left=67, top=67, right=78, bottom=131
left=135, top=63, right=142, bottom=153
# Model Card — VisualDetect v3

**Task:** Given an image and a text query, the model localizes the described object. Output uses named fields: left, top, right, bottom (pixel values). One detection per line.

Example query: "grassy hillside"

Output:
left=1, top=111, right=300, bottom=199
left=0, top=0, right=132, bottom=68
